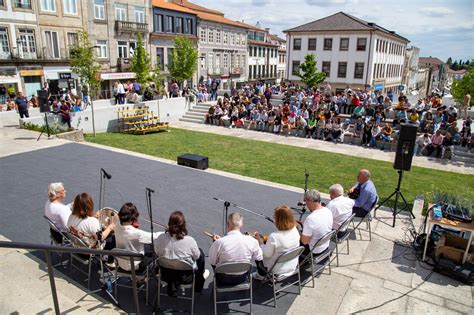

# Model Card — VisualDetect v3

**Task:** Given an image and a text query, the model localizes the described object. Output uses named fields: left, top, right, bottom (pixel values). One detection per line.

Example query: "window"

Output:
left=223, top=54, right=228, bottom=68
left=14, top=0, right=31, bottom=9
left=324, top=38, right=332, bottom=50
left=200, top=53, right=206, bottom=69
left=156, top=47, right=164, bottom=69
left=118, top=41, right=128, bottom=58
left=175, top=17, right=183, bottom=33
left=354, top=62, right=364, bottom=79
left=44, top=31, right=60, bottom=58
left=19, top=29, right=36, bottom=55
left=63, top=0, right=77, bottom=14
left=223, top=32, right=228, bottom=44
left=185, top=19, right=193, bottom=34
left=216, top=30, right=221, bottom=43
left=337, top=62, right=347, bottom=78
left=166, top=16, right=174, bottom=32
left=208, top=53, right=213, bottom=69
left=94, top=0, right=105, bottom=19
left=308, top=38, right=316, bottom=50
left=258, top=47, right=262, bottom=57
left=0, top=27, right=10, bottom=54
left=167, top=48, right=174, bottom=65
left=134, top=7, right=145, bottom=23
left=340, top=38, right=349, bottom=51
left=215, top=53, right=220, bottom=68
left=129, top=41, right=136, bottom=56
left=208, top=29, right=214, bottom=43
left=241, top=34, right=245, bottom=46
left=115, top=4, right=126, bottom=21
left=292, top=60, right=300, bottom=75
left=356, top=37, right=367, bottom=51
left=154, top=14, right=163, bottom=32
left=235, top=33, right=240, bottom=45
left=322, top=61, right=331, bottom=77
left=67, top=32, right=78, bottom=46
left=96, top=40, right=107, bottom=58
left=41, top=0, right=55, bottom=12
left=253, top=47, right=257, bottom=57
left=230, top=33, right=235, bottom=45
left=293, top=38, right=301, bottom=50
left=200, top=28, right=206, bottom=42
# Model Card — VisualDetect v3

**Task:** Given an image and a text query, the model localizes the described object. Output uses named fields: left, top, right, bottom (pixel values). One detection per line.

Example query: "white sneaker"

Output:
left=252, top=271, right=265, bottom=281
left=203, top=269, right=210, bottom=280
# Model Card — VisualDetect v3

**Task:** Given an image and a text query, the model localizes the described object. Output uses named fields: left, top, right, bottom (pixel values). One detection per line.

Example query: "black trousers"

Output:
left=352, top=206, right=369, bottom=218
left=160, top=248, right=206, bottom=293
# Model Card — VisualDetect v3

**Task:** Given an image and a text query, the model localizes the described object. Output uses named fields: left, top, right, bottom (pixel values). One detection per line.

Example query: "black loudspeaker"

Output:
left=37, top=90, right=50, bottom=113
left=393, top=123, right=418, bottom=171
left=177, top=153, right=209, bottom=170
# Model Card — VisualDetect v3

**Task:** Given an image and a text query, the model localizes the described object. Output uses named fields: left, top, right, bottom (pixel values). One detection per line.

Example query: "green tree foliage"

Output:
left=295, top=54, right=326, bottom=89
left=446, top=57, right=452, bottom=65
left=70, top=31, right=101, bottom=98
left=149, top=63, right=167, bottom=97
left=452, top=60, right=474, bottom=106
left=167, top=36, right=198, bottom=85
left=130, top=33, right=151, bottom=86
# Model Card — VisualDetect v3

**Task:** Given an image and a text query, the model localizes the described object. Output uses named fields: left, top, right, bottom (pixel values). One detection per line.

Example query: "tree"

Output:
left=452, top=60, right=474, bottom=106
left=70, top=31, right=101, bottom=136
left=167, top=36, right=198, bottom=86
left=446, top=57, right=452, bottom=65
left=295, top=54, right=326, bottom=89
left=130, top=33, right=151, bottom=87
left=452, top=60, right=459, bottom=70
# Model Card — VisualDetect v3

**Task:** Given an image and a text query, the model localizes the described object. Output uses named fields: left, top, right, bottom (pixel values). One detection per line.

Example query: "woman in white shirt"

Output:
left=67, top=192, right=115, bottom=250
left=253, top=205, right=300, bottom=280
left=44, top=182, right=71, bottom=243
left=155, top=211, right=209, bottom=296
left=114, top=202, right=162, bottom=271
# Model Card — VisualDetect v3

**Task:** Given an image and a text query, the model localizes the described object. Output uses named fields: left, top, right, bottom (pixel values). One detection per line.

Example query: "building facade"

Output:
left=268, top=33, right=286, bottom=83
left=419, top=57, right=447, bottom=94
left=284, top=12, right=409, bottom=93
left=247, top=26, right=279, bottom=83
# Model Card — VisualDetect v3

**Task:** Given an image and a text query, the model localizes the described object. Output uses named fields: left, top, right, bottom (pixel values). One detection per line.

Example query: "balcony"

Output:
left=117, top=58, right=131, bottom=72
left=0, top=48, right=70, bottom=65
left=115, top=21, right=149, bottom=35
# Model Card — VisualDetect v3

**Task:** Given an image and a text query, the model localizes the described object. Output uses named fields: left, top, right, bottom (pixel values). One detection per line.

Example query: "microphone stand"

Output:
left=145, top=187, right=156, bottom=256
left=214, top=197, right=274, bottom=235
left=99, top=168, right=112, bottom=210
left=292, top=170, right=310, bottom=222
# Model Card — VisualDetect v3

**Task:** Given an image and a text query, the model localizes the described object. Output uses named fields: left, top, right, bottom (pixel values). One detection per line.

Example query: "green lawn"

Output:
left=85, top=129, right=474, bottom=208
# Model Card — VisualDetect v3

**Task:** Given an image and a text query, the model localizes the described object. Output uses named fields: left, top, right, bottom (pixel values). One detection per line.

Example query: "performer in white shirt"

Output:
left=44, top=182, right=71, bottom=243
left=300, top=189, right=333, bottom=260
left=209, top=212, right=263, bottom=285
left=253, top=205, right=300, bottom=280
left=326, top=184, right=355, bottom=237
left=114, top=203, right=162, bottom=271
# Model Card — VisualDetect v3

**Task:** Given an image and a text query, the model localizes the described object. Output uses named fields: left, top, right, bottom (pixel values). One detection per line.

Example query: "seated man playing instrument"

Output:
left=349, top=169, right=378, bottom=218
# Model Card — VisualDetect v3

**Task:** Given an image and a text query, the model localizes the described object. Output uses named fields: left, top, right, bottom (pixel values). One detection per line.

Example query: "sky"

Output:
left=192, top=0, right=473, bottom=63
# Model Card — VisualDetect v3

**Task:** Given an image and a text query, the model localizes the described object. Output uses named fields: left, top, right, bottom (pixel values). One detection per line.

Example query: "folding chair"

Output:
left=44, top=216, right=71, bottom=266
left=262, top=246, right=305, bottom=308
left=111, top=248, right=151, bottom=305
left=300, top=230, right=336, bottom=288
left=213, top=262, right=253, bottom=315
left=156, top=257, right=196, bottom=314
left=332, top=213, right=356, bottom=266
left=352, top=197, right=379, bottom=241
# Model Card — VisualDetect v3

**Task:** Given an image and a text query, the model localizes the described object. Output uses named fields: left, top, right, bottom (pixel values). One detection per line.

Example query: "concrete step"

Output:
left=453, top=147, right=473, bottom=157
left=452, top=154, right=474, bottom=164
left=189, top=108, right=209, bottom=114
left=179, top=117, right=204, bottom=124
left=184, top=112, right=206, bottom=118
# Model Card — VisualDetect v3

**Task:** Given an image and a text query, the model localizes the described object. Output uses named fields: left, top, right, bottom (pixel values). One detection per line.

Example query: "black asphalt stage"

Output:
left=0, top=143, right=314, bottom=314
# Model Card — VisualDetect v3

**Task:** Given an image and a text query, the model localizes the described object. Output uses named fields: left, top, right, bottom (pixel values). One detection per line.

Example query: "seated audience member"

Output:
left=252, top=205, right=300, bottom=280
left=209, top=213, right=263, bottom=285
left=349, top=169, right=378, bottom=218
left=67, top=192, right=115, bottom=252
left=426, top=129, right=444, bottom=158
left=326, top=184, right=354, bottom=237
left=115, top=202, right=162, bottom=271
left=414, top=133, right=431, bottom=156
left=155, top=211, right=209, bottom=295
left=379, top=123, right=392, bottom=150
left=45, top=182, right=71, bottom=243
left=300, top=190, right=333, bottom=261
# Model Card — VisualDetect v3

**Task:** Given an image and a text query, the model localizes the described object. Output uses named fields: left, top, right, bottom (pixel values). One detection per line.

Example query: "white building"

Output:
left=268, top=33, right=286, bottom=83
left=284, top=12, right=409, bottom=93
left=247, top=25, right=279, bottom=83
left=403, top=46, right=421, bottom=95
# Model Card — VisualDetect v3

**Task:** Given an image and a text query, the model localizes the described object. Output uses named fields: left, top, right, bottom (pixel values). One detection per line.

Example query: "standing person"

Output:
left=349, top=169, right=378, bottom=218
left=113, top=82, right=119, bottom=105
left=117, top=81, right=125, bottom=104
left=210, top=80, right=218, bottom=101
left=44, top=182, right=71, bottom=244
left=155, top=211, right=209, bottom=295
left=7, top=84, right=16, bottom=99
left=59, top=99, right=72, bottom=128
left=326, top=184, right=354, bottom=236
left=209, top=213, right=263, bottom=285
left=15, top=91, right=29, bottom=118
left=299, top=189, right=333, bottom=261
left=462, top=92, right=471, bottom=119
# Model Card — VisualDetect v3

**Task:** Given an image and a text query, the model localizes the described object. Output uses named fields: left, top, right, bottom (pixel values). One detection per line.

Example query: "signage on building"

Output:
left=100, top=72, right=136, bottom=80
left=231, top=68, right=241, bottom=74
left=398, top=84, right=405, bottom=91
left=59, top=73, right=72, bottom=79
left=373, top=83, right=384, bottom=91
left=19, top=69, right=44, bottom=77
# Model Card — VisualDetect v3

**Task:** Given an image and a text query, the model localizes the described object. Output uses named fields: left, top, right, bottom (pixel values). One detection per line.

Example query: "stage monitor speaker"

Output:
left=37, top=90, right=50, bottom=113
left=177, top=153, right=208, bottom=170
left=393, top=123, right=418, bottom=171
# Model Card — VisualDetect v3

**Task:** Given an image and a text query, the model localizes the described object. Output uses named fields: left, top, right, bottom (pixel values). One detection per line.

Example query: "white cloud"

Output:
left=424, top=6, right=455, bottom=18
left=306, top=0, right=358, bottom=6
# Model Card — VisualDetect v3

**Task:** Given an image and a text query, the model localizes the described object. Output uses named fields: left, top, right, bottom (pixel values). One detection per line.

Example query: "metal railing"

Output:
left=0, top=241, right=143, bottom=315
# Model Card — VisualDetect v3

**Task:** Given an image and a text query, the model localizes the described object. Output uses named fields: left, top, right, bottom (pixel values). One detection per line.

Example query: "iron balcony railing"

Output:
left=0, top=241, right=143, bottom=315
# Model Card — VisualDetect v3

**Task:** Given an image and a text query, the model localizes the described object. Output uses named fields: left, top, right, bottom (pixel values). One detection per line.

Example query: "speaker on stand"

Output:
left=375, top=123, right=418, bottom=227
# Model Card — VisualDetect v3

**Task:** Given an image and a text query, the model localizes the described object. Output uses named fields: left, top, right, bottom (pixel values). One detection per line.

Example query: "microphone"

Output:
left=146, top=187, right=155, bottom=193
left=101, top=168, right=111, bottom=179
left=297, top=202, right=306, bottom=207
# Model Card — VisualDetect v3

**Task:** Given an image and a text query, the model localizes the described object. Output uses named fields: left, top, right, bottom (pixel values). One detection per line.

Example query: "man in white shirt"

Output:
left=44, top=182, right=71, bottom=243
left=326, top=184, right=354, bottom=237
left=209, top=212, right=263, bottom=285
left=300, top=189, right=333, bottom=260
